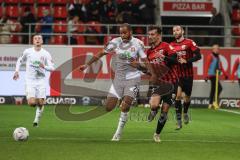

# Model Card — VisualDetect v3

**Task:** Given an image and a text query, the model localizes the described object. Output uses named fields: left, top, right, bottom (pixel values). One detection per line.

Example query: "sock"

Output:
left=115, top=112, right=128, bottom=136
left=33, top=106, right=44, bottom=123
left=156, top=112, right=167, bottom=134
left=175, top=100, right=182, bottom=122
left=183, top=101, right=190, bottom=114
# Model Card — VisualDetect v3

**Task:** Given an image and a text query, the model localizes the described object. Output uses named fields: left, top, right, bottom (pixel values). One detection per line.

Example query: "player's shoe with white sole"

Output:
left=153, top=133, right=161, bottom=143
left=111, top=133, right=121, bottom=141
left=33, top=122, right=38, bottom=127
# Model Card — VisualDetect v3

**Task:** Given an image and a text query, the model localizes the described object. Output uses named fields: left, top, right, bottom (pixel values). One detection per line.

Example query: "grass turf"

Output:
left=0, top=105, right=240, bottom=160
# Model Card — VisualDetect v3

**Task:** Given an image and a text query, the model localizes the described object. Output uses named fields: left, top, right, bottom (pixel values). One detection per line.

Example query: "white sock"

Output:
left=115, top=112, right=129, bottom=136
left=33, top=106, right=44, bottom=123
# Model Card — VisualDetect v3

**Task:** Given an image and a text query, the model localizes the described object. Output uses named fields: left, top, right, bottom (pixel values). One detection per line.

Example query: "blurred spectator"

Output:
left=38, top=9, right=53, bottom=44
left=138, top=0, right=155, bottom=24
left=87, top=0, right=101, bottom=21
left=204, top=44, right=228, bottom=109
left=99, top=0, right=117, bottom=24
left=117, top=0, right=135, bottom=24
left=68, top=16, right=80, bottom=45
left=20, top=7, right=36, bottom=44
left=84, top=22, right=101, bottom=45
left=0, top=16, right=16, bottom=44
left=209, top=7, right=224, bottom=46
left=68, top=0, right=88, bottom=22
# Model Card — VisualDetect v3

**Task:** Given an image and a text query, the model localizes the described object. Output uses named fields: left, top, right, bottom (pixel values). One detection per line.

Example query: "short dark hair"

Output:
left=120, top=23, right=132, bottom=31
left=173, top=25, right=183, bottom=30
left=148, top=26, right=162, bottom=34
left=33, top=33, right=43, bottom=38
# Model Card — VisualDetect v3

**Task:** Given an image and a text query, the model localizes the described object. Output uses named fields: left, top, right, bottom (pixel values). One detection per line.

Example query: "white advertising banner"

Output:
left=160, top=0, right=220, bottom=17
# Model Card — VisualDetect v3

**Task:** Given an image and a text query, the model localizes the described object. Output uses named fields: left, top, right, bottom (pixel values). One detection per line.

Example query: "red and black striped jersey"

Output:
left=170, top=38, right=199, bottom=78
left=146, top=42, right=178, bottom=83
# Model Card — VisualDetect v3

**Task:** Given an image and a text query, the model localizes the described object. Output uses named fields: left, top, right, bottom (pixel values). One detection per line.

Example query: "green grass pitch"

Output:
left=0, top=105, right=240, bottom=160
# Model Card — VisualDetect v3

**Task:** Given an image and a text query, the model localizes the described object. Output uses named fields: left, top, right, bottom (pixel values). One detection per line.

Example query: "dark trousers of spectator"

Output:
left=209, top=76, right=222, bottom=104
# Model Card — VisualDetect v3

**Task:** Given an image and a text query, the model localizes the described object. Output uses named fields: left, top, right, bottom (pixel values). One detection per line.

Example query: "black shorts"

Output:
left=177, top=77, right=193, bottom=96
left=150, top=83, right=174, bottom=106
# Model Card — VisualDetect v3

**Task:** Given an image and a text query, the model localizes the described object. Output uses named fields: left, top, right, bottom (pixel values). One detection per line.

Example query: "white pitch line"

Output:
left=218, top=109, right=240, bottom=115
left=2, top=137, right=240, bottom=144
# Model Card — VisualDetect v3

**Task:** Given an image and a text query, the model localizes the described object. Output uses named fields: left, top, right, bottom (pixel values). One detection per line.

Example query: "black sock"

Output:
left=183, top=101, right=190, bottom=114
left=156, top=112, right=167, bottom=134
left=175, top=100, right=182, bottom=121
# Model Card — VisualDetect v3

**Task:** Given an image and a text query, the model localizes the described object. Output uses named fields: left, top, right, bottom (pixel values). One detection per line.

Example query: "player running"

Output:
left=170, top=26, right=202, bottom=129
left=145, top=26, right=178, bottom=142
left=79, top=23, right=156, bottom=141
left=13, top=34, right=54, bottom=127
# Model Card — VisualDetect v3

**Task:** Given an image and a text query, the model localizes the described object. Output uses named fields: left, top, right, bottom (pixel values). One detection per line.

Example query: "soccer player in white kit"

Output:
left=79, top=23, right=156, bottom=141
left=13, top=34, right=54, bottom=127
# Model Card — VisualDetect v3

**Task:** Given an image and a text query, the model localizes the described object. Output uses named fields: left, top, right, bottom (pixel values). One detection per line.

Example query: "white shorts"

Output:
left=25, top=83, right=46, bottom=99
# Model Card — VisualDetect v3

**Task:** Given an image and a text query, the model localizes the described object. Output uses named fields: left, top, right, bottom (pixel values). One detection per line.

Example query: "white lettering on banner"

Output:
left=84, top=52, right=108, bottom=74
left=192, top=3, right=205, bottom=10
left=46, top=97, right=76, bottom=104
left=0, top=97, right=5, bottom=104
left=220, top=99, right=240, bottom=108
left=172, top=3, right=191, bottom=10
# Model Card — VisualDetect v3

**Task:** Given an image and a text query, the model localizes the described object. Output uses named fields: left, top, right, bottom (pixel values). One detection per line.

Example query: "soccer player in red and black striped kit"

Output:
left=146, top=26, right=178, bottom=142
left=170, top=26, right=202, bottom=129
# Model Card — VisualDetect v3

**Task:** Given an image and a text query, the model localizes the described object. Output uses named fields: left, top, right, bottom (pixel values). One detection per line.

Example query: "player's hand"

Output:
left=79, top=64, right=88, bottom=72
left=178, top=57, right=187, bottom=64
left=129, top=58, right=139, bottom=68
left=39, top=63, right=45, bottom=69
left=13, top=72, right=19, bottom=80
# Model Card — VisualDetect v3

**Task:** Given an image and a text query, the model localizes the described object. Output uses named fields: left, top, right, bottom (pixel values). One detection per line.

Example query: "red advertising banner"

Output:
left=160, top=0, right=220, bottom=17
left=72, top=47, right=240, bottom=80
left=163, top=2, right=213, bottom=12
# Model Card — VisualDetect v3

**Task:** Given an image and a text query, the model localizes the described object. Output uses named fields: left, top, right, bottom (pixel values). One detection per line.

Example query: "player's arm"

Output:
left=79, top=50, right=107, bottom=71
left=13, top=51, right=27, bottom=80
left=137, top=43, right=157, bottom=83
left=40, top=53, right=55, bottom=71
left=186, top=48, right=202, bottom=63
left=79, top=40, right=115, bottom=71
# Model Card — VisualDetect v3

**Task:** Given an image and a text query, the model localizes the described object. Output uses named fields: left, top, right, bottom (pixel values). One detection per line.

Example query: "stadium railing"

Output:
left=0, top=23, right=239, bottom=46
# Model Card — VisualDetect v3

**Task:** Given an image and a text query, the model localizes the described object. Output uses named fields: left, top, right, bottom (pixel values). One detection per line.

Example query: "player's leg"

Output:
left=147, top=90, right=161, bottom=122
left=33, top=85, right=46, bottom=127
left=238, top=79, right=240, bottom=88
left=112, top=95, right=134, bottom=141
left=112, top=79, right=139, bottom=141
left=175, top=84, right=183, bottom=130
left=182, top=77, right=193, bottom=124
left=33, top=98, right=45, bottom=127
left=26, top=85, right=37, bottom=107
left=153, top=94, right=171, bottom=143
left=27, top=98, right=37, bottom=107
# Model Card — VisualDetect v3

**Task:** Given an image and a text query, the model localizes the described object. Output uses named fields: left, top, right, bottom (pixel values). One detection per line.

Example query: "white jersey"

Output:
left=104, top=37, right=146, bottom=80
left=15, top=47, right=54, bottom=84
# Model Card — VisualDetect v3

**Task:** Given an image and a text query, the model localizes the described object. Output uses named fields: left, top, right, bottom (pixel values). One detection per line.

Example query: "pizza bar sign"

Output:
left=163, top=2, right=212, bottom=11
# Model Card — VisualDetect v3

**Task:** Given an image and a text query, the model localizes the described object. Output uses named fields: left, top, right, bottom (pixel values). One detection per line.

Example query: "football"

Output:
left=13, top=127, right=29, bottom=141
